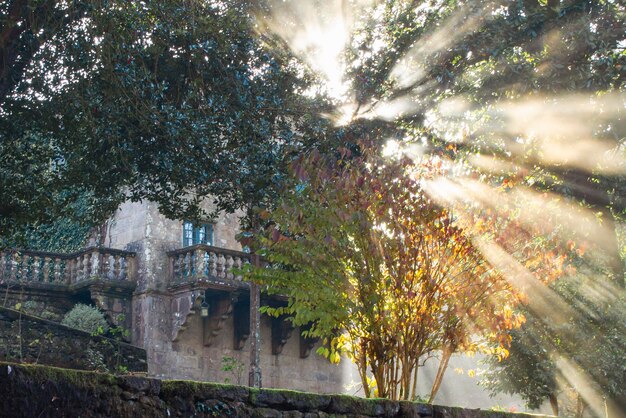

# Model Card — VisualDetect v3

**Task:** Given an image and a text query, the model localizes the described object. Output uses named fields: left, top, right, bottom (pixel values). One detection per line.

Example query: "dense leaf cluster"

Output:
left=1, top=0, right=332, bottom=242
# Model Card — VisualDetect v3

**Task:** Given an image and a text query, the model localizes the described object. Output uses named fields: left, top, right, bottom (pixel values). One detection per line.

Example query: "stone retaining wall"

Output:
left=0, top=307, right=146, bottom=373
left=0, top=363, right=544, bottom=418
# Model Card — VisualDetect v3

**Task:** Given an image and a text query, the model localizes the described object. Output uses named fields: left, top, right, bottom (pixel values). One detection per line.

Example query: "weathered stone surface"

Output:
left=398, top=401, right=433, bottom=417
left=0, top=307, right=146, bottom=373
left=0, top=363, right=546, bottom=418
left=249, top=388, right=334, bottom=411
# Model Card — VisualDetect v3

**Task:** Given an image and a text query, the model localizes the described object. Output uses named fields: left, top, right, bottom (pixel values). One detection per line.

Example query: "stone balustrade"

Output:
left=0, top=247, right=136, bottom=286
left=168, top=244, right=253, bottom=284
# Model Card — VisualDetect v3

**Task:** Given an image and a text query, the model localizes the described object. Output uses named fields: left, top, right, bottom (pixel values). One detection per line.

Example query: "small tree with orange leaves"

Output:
left=252, top=147, right=523, bottom=400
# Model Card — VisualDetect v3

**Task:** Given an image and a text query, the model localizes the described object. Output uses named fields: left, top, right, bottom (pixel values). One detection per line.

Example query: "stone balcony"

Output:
left=0, top=247, right=137, bottom=290
left=167, top=244, right=255, bottom=291
left=0, top=247, right=138, bottom=331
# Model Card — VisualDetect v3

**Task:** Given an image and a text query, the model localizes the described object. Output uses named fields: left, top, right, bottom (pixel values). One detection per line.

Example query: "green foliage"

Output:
left=221, top=356, right=245, bottom=385
left=252, top=148, right=519, bottom=400
left=61, top=304, right=109, bottom=335
left=85, top=348, right=108, bottom=373
left=482, top=274, right=626, bottom=415
left=0, top=191, right=94, bottom=252
left=1, top=0, right=332, bottom=236
left=481, top=312, right=558, bottom=411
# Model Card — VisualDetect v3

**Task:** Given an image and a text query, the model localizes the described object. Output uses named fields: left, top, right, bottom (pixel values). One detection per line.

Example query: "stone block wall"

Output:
left=0, top=307, right=146, bottom=373
left=133, top=292, right=348, bottom=393
left=0, top=362, right=544, bottom=418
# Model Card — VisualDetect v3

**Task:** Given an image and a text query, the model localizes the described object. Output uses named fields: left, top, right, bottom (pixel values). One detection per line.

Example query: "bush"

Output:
left=61, top=303, right=109, bottom=334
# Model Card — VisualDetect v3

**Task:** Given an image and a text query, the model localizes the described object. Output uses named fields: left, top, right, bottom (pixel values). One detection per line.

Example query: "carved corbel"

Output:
left=299, top=325, right=320, bottom=359
left=271, top=316, right=295, bottom=355
left=171, top=290, right=205, bottom=341
left=233, top=299, right=250, bottom=350
left=203, top=291, right=239, bottom=346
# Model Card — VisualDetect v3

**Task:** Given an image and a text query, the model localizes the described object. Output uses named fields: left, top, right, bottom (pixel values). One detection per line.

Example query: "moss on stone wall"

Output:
left=0, top=362, right=546, bottom=418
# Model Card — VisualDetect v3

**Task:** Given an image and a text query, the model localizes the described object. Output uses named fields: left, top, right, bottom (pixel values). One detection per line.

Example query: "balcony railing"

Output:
left=167, top=244, right=253, bottom=285
left=0, top=247, right=136, bottom=286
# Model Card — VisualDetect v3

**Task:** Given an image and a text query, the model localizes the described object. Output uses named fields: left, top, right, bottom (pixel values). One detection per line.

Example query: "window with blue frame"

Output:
left=182, top=221, right=214, bottom=246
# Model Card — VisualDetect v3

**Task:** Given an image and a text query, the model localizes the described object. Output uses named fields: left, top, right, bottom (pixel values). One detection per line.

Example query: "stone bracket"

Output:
left=202, top=291, right=238, bottom=347
left=299, top=325, right=320, bottom=359
left=271, top=316, right=295, bottom=355
left=171, top=289, right=205, bottom=342
left=233, top=299, right=250, bottom=350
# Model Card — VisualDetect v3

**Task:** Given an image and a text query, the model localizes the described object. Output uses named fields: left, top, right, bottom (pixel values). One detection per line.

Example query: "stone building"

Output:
left=0, top=202, right=536, bottom=412
left=104, top=200, right=347, bottom=391
left=0, top=200, right=347, bottom=393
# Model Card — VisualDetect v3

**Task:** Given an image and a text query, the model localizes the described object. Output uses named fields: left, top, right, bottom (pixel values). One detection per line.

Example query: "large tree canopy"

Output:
left=1, top=0, right=334, bottom=241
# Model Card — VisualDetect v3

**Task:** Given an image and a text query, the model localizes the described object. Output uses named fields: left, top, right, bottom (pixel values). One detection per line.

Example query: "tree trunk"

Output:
left=248, top=255, right=262, bottom=388
left=548, top=393, right=559, bottom=416
left=410, top=363, right=419, bottom=401
left=429, top=346, right=452, bottom=403
left=357, top=345, right=371, bottom=398
left=575, top=393, right=586, bottom=418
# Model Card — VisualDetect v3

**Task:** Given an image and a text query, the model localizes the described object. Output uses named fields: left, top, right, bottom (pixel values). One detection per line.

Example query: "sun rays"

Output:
left=257, top=0, right=624, bottom=413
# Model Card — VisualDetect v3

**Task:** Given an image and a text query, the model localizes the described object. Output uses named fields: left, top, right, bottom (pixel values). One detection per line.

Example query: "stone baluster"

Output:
left=177, top=254, right=183, bottom=279
left=202, top=252, right=210, bottom=277
left=21, top=254, right=30, bottom=281
left=208, top=251, right=217, bottom=277
left=42, top=256, right=51, bottom=283
left=194, top=248, right=205, bottom=279
left=75, top=254, right=84, bottom=282
left=119, top=256, right=127, bottom=281
left=233, top=256, right=242, bottom=281
left=126, top=256, right=136, bottom=281
left=32, top=255, right=42, bottom=281
left=183, top=252, right=191, bottom=278
left=53, top=257, right=63, bottom=283
left=63, top=258, right=73, bottom=284
left=9, top=254, right=19, bottom=281
left=84, top=252, right=93, bottom=279
left=113, top=255, right=121, bottom=280
left=101, top=252, right=111, bottom=280
left=225, top=255, right=234, bottom=280
left=92, top=250, right=102, bottom=277
left=172, top=254, right=181, bottom=282
left=70, top=258, right=78, bottom=284
left=216, top=253, right=225, bottom=279
left=178, top=254, right=184, bottom=279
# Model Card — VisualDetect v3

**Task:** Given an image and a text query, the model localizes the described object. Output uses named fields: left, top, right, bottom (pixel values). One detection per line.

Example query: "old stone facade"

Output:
left=0, top=200, right=347, bottom=393
left=102, top=200, right=347, bottom=392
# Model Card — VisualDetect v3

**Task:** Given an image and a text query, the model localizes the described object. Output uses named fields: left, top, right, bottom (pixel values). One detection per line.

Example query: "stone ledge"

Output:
left=0, top=363, right=547, bottom=418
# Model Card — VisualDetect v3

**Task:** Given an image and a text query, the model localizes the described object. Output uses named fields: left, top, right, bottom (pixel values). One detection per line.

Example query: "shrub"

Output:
left=61, top=303, right=109, bottom=334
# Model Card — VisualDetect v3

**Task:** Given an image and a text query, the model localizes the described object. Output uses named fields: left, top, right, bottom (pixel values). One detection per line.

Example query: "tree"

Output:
left=483, top=273, right=626, bottom=417
left=341, top=0, right=625, bottom=286
left=265, top=1, right=626, bottom=408
left=1, top=0, right=332, bottom=240
left=251, top=146, right=523, bottom=400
